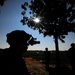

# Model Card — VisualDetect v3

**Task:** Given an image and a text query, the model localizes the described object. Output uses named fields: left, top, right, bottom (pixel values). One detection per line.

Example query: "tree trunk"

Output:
left=55, top=36, right=60, bottom=67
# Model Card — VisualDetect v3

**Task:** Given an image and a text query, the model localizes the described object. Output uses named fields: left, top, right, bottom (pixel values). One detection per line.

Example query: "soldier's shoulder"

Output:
left=0, top=48, right=9, bottom=57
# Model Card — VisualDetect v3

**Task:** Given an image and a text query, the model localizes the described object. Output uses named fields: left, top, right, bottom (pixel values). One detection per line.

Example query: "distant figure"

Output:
left=44, top=47, right=50, bottom=71
left=0, top=30, right=40, bottom=75
left=67, top=43, right=75, bottom=74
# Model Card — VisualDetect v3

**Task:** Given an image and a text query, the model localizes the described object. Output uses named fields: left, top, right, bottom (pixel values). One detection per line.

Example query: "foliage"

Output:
left=21, top=0, right=75, bottom=43
left=0, top=0, right=6, bottom=6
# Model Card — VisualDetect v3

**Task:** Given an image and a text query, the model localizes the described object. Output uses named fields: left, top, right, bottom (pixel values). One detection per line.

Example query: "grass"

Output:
left=22, top=50, right=70, bottom=65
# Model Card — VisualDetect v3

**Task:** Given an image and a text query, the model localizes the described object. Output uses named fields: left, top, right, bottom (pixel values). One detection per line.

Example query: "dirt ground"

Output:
left=23, top=57, right=49, bottom=75
left=23, top=57, right=72, bottom=75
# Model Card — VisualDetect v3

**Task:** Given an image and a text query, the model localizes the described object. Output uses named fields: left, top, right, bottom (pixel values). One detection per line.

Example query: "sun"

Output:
left=33, top=18, right=40, bottom=23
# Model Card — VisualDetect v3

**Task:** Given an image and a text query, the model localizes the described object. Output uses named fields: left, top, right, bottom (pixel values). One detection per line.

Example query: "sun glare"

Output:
left=34, top=18, right=40, bottom=23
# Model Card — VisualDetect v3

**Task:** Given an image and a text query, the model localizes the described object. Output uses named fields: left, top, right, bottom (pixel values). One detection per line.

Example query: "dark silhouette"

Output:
left=0, top=0, right=6, bottom=13
left=67, top=43, right=75, bottom=75
left=0, top=30, right=40, bottom=75
left=0, top=0, right=6, bottom=6
left=44, top=47, right=50, bottom=71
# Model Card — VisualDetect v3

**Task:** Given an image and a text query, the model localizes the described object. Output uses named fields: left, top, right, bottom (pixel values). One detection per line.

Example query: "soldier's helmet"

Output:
left=71, top=43, right=75, bottom=47
left=6, top=30, right=31, bottom=45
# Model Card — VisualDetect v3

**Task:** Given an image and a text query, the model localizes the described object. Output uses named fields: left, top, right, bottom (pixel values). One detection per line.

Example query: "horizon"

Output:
left=0, top=0, right=75, bottom=51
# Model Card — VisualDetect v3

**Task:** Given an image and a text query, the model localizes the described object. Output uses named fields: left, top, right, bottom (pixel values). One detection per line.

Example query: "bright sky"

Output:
left=0, top=0, right=75, bottom=51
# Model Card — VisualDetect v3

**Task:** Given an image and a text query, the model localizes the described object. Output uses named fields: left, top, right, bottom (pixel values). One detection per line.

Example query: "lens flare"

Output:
left=34, top=18, right=40, bottom=23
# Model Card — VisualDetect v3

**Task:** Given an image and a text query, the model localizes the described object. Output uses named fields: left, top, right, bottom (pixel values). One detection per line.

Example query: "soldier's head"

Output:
left=6, top=30, right=40, bottom=52
left=6, top=30, right=31, bottom=45
left=45, top=47, right=48, bottom=51
left=6, top=30, right=32, bottom=52
left=70, top=43, right=75, bottom=47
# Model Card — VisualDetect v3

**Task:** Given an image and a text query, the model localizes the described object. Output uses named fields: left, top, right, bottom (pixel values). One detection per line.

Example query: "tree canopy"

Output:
left=21, top=0, right=75, bottom=68
left=21, top=0, right=75, bottom=43
left=0, top=0, right=6, bottom=6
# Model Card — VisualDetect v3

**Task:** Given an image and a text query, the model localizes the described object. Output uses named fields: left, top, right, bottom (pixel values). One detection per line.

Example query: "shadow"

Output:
left=47, top=65, right=71, bottom=75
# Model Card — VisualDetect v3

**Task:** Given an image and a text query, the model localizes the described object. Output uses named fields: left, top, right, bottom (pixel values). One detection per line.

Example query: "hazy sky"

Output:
left=0, top=0, right=75, bottom=51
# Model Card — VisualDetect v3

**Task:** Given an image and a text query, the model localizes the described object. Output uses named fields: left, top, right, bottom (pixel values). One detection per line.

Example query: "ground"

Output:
left=23, top=57, right=49, bottom=75
left=23, top=57, right=72, bottom=75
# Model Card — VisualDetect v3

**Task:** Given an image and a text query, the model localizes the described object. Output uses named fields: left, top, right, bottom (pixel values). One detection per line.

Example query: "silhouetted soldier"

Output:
left=44, top=47, right=50, bottom=71
left=0, top=30, right=40, bottom=75
left=67, top=43, right=75, bottom=75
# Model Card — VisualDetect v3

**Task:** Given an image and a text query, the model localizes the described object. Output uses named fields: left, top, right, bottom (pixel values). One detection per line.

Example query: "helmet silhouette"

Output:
left=6, top=30, right=31, bottom=45
left=71, top=43, right=75, bottom=47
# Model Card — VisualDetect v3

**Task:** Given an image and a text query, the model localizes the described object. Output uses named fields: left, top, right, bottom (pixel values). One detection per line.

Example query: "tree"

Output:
left=21, top=0, right=75, bottom=67
left=0, top=0, right=6, bottom=13
left=0, top=0, right=6, bottom=6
